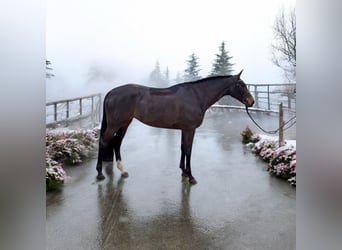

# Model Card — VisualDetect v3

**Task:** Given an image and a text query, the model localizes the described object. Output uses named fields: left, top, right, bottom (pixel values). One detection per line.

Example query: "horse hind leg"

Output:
left=96, top=128, right=117, bottom=180
left=114, top=123, right=131, bottom=178
left=103, top=137, right=115, bottom=162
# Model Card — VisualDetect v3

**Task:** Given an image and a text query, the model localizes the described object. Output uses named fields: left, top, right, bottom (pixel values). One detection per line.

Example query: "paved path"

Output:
left=47, top=111, right=295, bottom=250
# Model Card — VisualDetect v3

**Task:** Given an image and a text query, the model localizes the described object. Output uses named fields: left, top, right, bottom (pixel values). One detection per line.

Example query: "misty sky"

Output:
left=46, top=0, right=295, bottom=100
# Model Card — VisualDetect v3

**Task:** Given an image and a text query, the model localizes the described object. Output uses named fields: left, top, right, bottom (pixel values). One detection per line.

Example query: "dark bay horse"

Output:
left=96, top=70, right=254, bottom=184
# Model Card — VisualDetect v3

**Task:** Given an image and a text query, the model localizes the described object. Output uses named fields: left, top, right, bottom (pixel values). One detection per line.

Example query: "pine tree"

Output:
left=174, top=72, right=183, bottom=84
left=184, top=53, right=201, bottom=82
left=148, top=61, right=172, bottom=87
left=149, top=60, right=163, bottom=86
left=210, top=41, right=234, bottom=76
left=164, top=67, right=170, bottom=86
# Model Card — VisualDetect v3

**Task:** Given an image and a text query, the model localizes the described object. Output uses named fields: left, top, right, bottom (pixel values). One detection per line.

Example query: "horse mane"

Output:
left=176, top=75, right=234, bottom=87
left=193, top=75, right=233, bottom=83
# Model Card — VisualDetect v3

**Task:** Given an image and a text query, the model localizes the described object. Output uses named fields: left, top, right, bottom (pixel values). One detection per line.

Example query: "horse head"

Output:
left=230, top=70, right=254, bottom=107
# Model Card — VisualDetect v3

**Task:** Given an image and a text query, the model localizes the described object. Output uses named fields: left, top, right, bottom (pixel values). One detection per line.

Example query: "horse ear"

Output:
left=237, top=69, right=243, bottom=78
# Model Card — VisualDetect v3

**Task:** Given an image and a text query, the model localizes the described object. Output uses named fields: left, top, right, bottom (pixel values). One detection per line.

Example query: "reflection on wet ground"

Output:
left=47, top=111, right=295, bottom=250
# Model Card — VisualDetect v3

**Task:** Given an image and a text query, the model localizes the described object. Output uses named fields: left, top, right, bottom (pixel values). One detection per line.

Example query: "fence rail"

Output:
left=46, top=93, right=102, bottom=128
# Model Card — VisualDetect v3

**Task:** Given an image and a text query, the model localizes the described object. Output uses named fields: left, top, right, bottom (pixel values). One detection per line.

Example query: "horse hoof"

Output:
left=182, top=172, right=188, bottom=177
left=189, top=178, right=197, bottom=185
left=96, top=174, right=105, bottom=180
left=121, top=172, right=129, bottom=178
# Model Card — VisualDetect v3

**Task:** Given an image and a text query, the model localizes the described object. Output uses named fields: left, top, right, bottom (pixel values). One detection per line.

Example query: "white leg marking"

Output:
left=117, top=160, right=129, bottom=177
left=117, top=160, right=124, bottom=173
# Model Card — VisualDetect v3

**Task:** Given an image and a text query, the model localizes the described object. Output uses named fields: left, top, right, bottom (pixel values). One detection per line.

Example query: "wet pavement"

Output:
left=46, top=111, right=296, bottom=250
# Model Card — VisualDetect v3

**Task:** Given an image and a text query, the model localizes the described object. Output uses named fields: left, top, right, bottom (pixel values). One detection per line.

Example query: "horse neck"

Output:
left=191, top=78, right=233, bottom=111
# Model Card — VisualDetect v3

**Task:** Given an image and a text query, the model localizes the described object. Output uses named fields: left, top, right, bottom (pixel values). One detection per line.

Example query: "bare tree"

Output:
left=271, top=7, right=296, bottom=81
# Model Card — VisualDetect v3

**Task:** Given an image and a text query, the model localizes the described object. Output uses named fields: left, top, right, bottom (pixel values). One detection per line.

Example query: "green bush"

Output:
left=240, top=126, right=260, bottom=144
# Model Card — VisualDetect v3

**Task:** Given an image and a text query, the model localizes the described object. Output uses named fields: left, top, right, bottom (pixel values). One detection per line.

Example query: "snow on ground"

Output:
left=256, top=134, right=296, bottom=149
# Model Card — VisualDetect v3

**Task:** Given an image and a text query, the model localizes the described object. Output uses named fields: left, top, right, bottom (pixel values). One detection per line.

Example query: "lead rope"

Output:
left=245, top=106, right=296, bottom=134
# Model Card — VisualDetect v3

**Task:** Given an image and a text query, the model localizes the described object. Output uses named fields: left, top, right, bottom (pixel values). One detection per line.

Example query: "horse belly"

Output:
left=135, top=96, right=203, bottom=129
left=135, top=104, right=178, bottom=128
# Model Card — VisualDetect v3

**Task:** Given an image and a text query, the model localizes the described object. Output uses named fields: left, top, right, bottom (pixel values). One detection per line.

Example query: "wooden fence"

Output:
left=46, top=93, right=101, bottom=128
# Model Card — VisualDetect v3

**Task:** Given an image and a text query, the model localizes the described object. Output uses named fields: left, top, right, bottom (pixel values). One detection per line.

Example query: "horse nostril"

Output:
left=246, top=97, right=254, bottom=106
left=244, top=97, right=254, bottom=106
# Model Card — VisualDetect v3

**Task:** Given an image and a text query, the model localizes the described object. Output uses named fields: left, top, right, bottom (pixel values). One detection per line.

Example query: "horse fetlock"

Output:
left=189, top=178, right=197, bottom=185
left=96, top=173, right=105, bottom=180
left=117, top=160, right=129, bottom=177
left=121, top=172, right=129, bottom=178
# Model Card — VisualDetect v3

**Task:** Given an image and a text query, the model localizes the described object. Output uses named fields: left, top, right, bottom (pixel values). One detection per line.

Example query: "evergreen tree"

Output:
left=210, top=41, right=234, bottom=76
left=149, top=60, right=163, bottom=86
left=174, top=72, right=183, bottom=84
left=183, top=53, right=201, bottom=82
left=164, top=67, right=170, bottom=86
left=148, top=61, right=171, bottom=87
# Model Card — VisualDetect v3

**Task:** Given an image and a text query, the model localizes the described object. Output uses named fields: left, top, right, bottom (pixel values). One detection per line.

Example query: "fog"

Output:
left=46, top=0, right=295, bottom=101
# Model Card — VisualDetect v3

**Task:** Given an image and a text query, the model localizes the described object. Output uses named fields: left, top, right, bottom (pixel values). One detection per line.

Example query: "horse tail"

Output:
left=100, top=98, right=107, bottom=136
left=99, top=93, right=115, bottom=162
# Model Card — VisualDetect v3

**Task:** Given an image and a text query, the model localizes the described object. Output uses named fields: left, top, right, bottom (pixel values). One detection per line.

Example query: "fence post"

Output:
left=79, top=98, right=82, bottom=115
left=91, top=96, right=94, bottom=113
left=90, top=96, right=94, bottom=126
left=254, top=85, right=259, bottom=108
left=66, top=101, right=69, bottom=119
left=287, top=93, right=291, bottom=110
left=267, top=85, right=270, bottom=110
left=54, top=103, right=57, bottom=121
left=98, top=94, right=102, bottom=123
left=279, top=102, right=284, bottom=146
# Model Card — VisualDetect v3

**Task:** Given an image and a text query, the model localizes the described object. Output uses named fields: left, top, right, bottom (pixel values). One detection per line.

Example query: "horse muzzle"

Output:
left=243, top=96, right=255, bottom=107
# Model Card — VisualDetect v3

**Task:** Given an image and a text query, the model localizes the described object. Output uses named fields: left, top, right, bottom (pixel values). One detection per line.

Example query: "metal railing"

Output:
left=46, top=93, right=101, bottom=128
left=212, top=83, right=296, bottom=114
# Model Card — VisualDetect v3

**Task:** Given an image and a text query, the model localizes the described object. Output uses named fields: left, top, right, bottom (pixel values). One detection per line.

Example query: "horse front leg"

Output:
left=179, top=144, right=186, bottom=177
left=185, top=150, right=197, bottom=185
left=181, top=129, right=197, bottom=184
